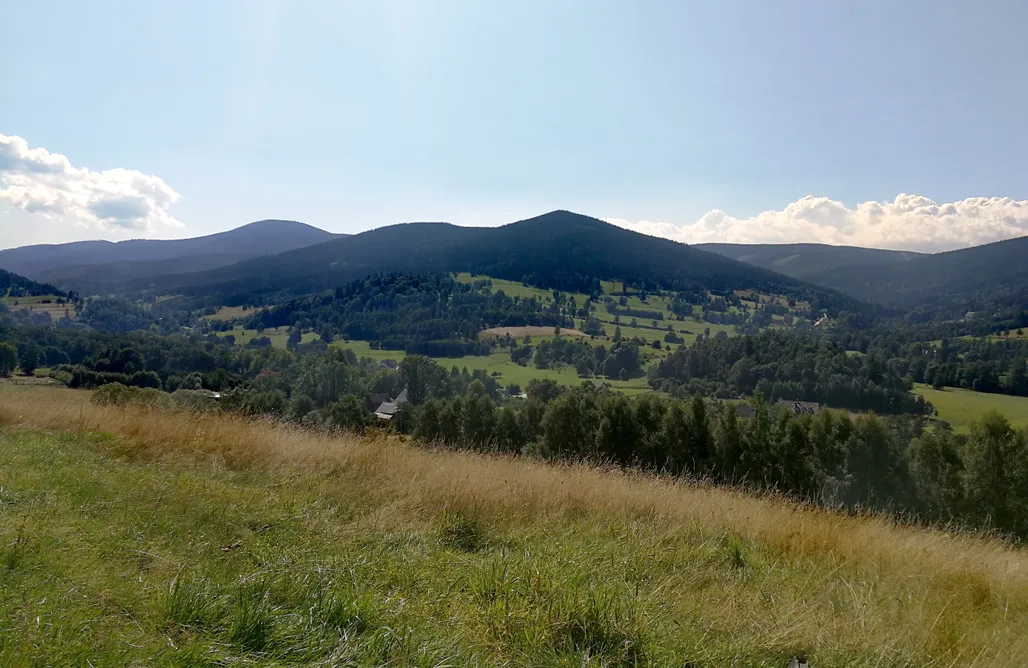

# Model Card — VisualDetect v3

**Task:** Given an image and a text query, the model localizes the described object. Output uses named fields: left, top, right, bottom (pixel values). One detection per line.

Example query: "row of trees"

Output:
left=650, top=330, right=933, bottom=415
left=399, top=379, right=1028, bottom=538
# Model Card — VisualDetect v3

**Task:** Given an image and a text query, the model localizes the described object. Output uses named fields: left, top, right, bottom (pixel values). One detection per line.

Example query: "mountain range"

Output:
left=69, top=211, right=862, bottom=313
left=696, top=243, right=924, bottom=281
left=0, top=220, right=339, bottom=289
left=2, top=212, right=1025, bottom=319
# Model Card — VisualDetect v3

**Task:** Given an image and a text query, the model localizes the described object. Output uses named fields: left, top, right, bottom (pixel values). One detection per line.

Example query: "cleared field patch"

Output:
left=216, top=326, right=319, bottom=349
left=914, top=383, right=1028, bottom=433
left=2, top=387, right=1028, bottom=665
left=480, top=325, right=585, bottom=338
left=1, top=295, right=75, bottom=320
left=202, top=305, right=265, bottom=321
left=454, top=273, right=590, bottom=305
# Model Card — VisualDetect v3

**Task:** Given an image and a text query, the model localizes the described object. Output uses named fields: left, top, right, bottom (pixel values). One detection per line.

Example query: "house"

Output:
left=780, top=400, right=821, bottom=415
left=587, top=379, right=610, bottom=390
left=380, top=359, right=398, bottom=369
left=374, top=388, right=409, bottom=420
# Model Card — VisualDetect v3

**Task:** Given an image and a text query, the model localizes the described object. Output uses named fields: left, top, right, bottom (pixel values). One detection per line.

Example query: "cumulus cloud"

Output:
left=606, top=194, right=1028, bottom=252
left=0, top=133, right=183, bottom=234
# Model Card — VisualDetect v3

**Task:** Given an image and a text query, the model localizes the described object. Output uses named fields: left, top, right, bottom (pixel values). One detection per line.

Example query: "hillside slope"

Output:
left=696, top=242, right=922, bottom=280
left=805, top=235, right=1028, bottom=314
left=0, top=267, right=74, bottom=299
left=0, top=220, right=339, bottom=292
left=131, top=211, right=865, bottom=313
left=2, top=386, right=1026, bottom=665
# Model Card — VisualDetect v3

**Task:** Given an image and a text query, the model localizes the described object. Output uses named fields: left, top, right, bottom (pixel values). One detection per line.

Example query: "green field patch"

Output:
left=217, top=327, right=319, bottom=349
left=914, top=383, right=1028, bottom=433
left=202, top=305, right=266, bottom=321
left=454, top=273, right=590, bottom=305
left=1, top=295, right=75, bottom=320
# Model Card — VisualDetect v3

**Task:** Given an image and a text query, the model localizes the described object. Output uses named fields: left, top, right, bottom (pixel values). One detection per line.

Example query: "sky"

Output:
left=1, top=0, right=1027, bottom=252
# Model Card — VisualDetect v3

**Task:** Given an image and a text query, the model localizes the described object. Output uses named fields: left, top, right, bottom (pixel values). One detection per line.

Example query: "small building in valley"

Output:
left=374, top=388, right=409, bottom=420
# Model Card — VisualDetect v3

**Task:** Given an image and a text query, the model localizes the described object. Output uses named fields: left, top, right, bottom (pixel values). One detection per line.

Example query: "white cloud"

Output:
left=606, top=194, right=1028, bottom=252
left=0, top=133, right=183, bottom=235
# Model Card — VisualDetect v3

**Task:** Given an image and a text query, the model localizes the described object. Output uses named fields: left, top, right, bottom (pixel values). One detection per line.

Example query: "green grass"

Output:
left=455, top=273, right=590, bottom=305
left=1, top=295, right=74, bottom=321
left=331, top=340, right=655, bottom=395
left=202, top=305, right=265, bottom=321
left=3, top=392, right=1028, bottom=665
left=914, top=383, right=1028, bottom=433
left=217, top=327, right=320, bottom=349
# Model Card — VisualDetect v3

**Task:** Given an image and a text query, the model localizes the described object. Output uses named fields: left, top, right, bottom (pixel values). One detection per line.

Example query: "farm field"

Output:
left=1, top=386, right=1027, bottom=665
left=202, top=305, right=265, bottom=321
left=329, top=342, right=654, bottom=396
left=914, top=383, right=1028, bottom=433
left=455, top=273, right=590, bottom=305
left=1, top=294, right=74, bottom=321
left=216, top=326, right=319, bottom=349
left=480, top=325, right=585, bottom=338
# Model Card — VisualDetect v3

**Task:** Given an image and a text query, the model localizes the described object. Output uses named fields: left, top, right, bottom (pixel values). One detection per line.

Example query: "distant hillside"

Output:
left=0, top=268, right=74, bottom=300
left=804, top=235, right=1028, bottom=316
left=0, top=220, right=339, bottom=293
left=696, top=243, right=922, bottom=281
left=130, top=211, right=865, bottom=313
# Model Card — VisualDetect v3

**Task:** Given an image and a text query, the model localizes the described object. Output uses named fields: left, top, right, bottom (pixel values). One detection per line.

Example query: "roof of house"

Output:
left=394, top=388, right=408, bottom=404
left=375, top=401, right=399, bottom=416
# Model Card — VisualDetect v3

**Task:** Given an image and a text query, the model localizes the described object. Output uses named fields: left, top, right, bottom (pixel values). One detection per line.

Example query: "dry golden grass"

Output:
left=3, top=384, right=1028, bottom=664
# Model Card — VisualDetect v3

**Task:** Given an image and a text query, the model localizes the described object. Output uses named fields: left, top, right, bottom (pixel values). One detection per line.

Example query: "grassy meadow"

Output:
left=1, top=294, right=74, bottom=321
left=202, top=305, right=266, bottom=321
left=216, top=326, right=320, bottom=349
left=2, top=385, right=1028, bottom=665
left=915, top=383, right=1028, bottom=433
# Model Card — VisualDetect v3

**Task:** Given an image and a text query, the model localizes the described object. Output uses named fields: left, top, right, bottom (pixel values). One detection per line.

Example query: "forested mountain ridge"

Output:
left=0, top=268, right=75, bottom=300
left=803, top=235, right=1028, bottom=316
left=0, top=219, right=340, bottom=291
left=696, top=242, right=922, bottom=280
left=121, top=211, right=867, bottom=314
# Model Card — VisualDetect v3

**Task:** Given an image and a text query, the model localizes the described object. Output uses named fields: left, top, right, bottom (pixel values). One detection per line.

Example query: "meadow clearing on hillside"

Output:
left=216, top=326, right=320, bottom=348
left=1, top=295, right=74, bottom=321
left=328, top=342, right=655, bottom=396
left=202, top=305, right=265, bottom=321
left=914, top=383, right=1028, bottom=433
left=480, top=325, right=586, bottom=338
left=2, top=386, right=1028, bottom=665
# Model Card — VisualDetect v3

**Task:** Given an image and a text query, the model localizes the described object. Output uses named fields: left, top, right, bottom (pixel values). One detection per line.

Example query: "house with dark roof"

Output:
left=374, top=388, right=409, bottom=420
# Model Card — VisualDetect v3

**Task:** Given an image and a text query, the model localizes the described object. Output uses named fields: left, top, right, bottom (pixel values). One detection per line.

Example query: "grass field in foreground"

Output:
left=914, top=383, right=1028, bottom=433
left=2, top=386, right=1028, bottom=665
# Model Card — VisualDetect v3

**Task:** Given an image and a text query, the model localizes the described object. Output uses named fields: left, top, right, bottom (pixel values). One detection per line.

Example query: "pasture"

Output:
left=201, top=305, right=265, bottom=321
left=914, top=383, right=1028, bottom=433
left=216, top=326, right=319, bottom=349
left=1, top=294, right=74, bottom=321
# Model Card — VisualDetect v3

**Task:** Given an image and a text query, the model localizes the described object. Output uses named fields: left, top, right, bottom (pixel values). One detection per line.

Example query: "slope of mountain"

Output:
left=130, top=211, right=865, bottom=313
left=805, top=235, right=1028, bottom=314
left=0, top=220, right=339, bottom=290
left=1, top=268, right=74, bottom=300
left=696, top=243, right=923, bottom=281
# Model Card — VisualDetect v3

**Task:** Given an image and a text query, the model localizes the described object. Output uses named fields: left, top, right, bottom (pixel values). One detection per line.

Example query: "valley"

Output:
left=2, top=211, right=1028, bottom=666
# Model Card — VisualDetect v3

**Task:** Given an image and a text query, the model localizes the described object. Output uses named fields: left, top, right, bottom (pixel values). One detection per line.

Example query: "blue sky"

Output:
left=1, top=0, right=1026, bottom=251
